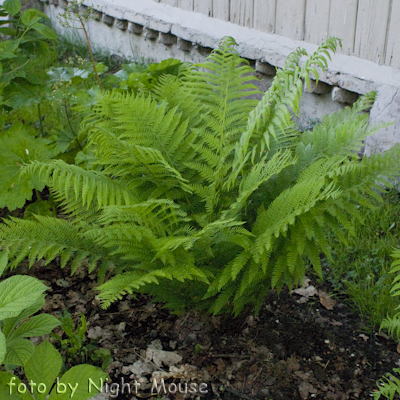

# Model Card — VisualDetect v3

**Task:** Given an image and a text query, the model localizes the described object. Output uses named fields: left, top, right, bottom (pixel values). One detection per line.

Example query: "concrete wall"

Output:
left=40, top=0, right=400, bottom=155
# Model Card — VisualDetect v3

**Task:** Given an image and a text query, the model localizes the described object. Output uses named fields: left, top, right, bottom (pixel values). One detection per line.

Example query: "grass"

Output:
left=326, top=189, right=400, bottom=331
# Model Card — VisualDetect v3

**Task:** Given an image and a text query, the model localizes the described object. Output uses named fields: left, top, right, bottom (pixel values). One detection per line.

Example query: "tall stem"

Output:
left=64, top=99, right=83, bottom=151
left=79, top=16, right=102, bottom=91
left=37, top=103, right=44, bottom=136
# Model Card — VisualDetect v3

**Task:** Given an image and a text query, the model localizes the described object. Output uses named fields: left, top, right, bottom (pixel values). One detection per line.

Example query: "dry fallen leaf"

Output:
left=122, top=360, right=156, bottom=376
left=318, top=290, right=337, bottom=310
left=146, top=341, right=182, bottom=368
left=214, top=358, right=226, bottom=373
left=286, top=355, right=300, bottom=371
left=293, top=285, right=318, bottom=298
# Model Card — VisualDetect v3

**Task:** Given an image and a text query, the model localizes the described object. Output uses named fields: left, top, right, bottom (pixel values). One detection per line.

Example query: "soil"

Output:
left=12, top=259, right=399, bottom=400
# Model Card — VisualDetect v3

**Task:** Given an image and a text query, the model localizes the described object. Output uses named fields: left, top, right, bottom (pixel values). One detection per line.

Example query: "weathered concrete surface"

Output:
left=365, top=86, right=400, bottom=155
left=42, top=0, right=400, bottom=154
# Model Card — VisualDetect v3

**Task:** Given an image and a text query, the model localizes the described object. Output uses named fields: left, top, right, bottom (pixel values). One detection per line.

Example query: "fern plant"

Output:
left=1, top=36, right=399, bottom=316
left=379, top=249, right=400, bottom=341
left=373, top=368, right=400, bottom=400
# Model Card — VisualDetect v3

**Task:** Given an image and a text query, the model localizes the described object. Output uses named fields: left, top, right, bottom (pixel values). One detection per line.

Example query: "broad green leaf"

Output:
left=2, top=297, right=45, bottom=338
left=0, top=275, right=48, bottom=320
left=0, top=249, right=9, bottom=277
left=5, top=81, right=43, bottom=108
left=0, top=27, right=16, bottom=35
left=48, top=365, right=108, bottom=400
left=31, top=23, right=57, bottom=40
left=24, top=341, right=62, bottom=400
left=21, top=9, right=47, bottom=27
left=0, top=40, right=18, bottom=61
left=3, top=0, right=21, bottom=16
left=8, top=314, right=59, bottom=340
left=0, top=331, right=6, bottom=365
left=4, top=338, right=35, bottom=366
left=0, top=372, right=32, bottom=400
left=0, top=123, right=54, bottom=210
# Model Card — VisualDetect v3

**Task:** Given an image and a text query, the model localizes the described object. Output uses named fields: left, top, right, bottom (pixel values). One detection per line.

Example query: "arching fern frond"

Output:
left=0, top=216, right=108, bottom=273
left=22, top=160, right=138, bottom=211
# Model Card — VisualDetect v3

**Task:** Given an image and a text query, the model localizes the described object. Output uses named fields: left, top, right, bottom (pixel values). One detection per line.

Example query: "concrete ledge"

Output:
left=43, top=0, right=400, bottom=154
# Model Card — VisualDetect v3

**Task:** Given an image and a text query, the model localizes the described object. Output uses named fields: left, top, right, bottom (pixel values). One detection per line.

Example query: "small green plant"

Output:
left=1, top=340, right=108, bottom=400
left=194, top=343, right=203, bottom=354
left=0, top=250, right=59, bottom=368
left=0, top=250, right=108, bottom=400
left=52, top=310, right=112, bottom=370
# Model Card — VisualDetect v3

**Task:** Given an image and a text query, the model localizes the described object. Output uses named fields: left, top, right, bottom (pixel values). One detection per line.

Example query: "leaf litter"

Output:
left=16, top=263, right=400, bottom=400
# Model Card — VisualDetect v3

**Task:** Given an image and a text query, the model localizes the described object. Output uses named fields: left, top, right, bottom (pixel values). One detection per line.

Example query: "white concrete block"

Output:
left=102, top=14, right=115, bottom=26
left=331, top=87, right=359, bottom=104
left=115, top=19, right=128, bottom=30
left=177, top=37, right=191, bottom=51
left=159, top=32, right=177, bottom=45
left=304, top=79, right=332, bottom=95
left=255, top=60, right=276, bottom=76
left=128, top=22, right=143, bottom=34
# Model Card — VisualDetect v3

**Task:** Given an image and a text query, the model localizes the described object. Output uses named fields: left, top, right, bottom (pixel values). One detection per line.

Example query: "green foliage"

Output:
left=373, top=368, right=400, bottom=399
left=1, top=36, right=400, bottom=316
left=327, top=190, right=400, bottom=330
left=0, top=259, right=59, bottom=368
left=0, top=0, right=57, bottom=112
left=0, top=254, right=108, bottom=400
left=51, top=310, right=112, bottom=370
left=379, top=242, right=400, bottom=341
left=0, top=122, right=55, bottom=210
left=107, top=58, right=187, bottom=94
left=0, top=341, right=108, bottom=400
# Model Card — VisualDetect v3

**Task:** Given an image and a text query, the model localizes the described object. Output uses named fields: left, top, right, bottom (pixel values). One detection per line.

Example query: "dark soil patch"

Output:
left=14, top=261, right=399, bottom=400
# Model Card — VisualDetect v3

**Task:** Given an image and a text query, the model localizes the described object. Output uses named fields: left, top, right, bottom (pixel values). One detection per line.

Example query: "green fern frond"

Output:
left=373, top=368, right=400, bottom=400
left=22, top=160, right=137, bottom=210
left=380, top=314, right=400, bottom=341
left=0, top=216, right=107, bottom=272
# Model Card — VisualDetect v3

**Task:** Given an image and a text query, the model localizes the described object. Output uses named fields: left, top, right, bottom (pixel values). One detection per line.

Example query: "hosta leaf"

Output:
left=0, top=331, right=6, bottom=365
left=3, top=0, right=21, bottom=16
left=31, top=22, right=57, bottom=40
left=0, top=249, right=8, bottom=277
left=0, top=372, right=32, bottom=400
left=5, top=338, right=35, bottom=366
left=24, top=340, right=62, bottom=400
left=21, top=9, right=47, bottom=27
left=48, top=365, right=108, bottom=400
left=0, top=123, right=54, bottom=210
left=8, top=314, right=59, bottom=340
left=2, top=297, right=45, bottom=338
left=0, top=276, right=48, bottom=320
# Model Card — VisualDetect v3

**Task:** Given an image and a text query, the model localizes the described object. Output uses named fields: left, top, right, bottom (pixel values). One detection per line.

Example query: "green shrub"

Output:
left=1, top=37, right=399, bottom=316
